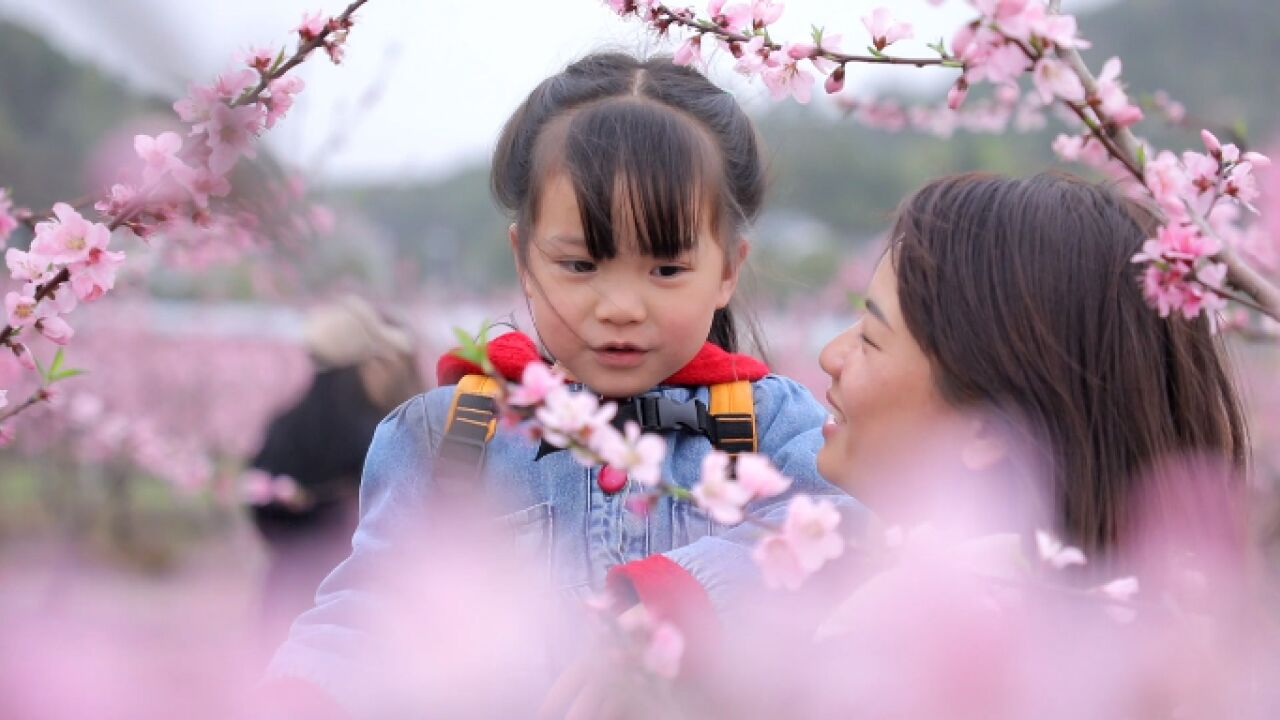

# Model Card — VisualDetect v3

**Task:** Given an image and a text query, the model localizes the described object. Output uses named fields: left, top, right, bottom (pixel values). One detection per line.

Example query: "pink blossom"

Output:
left=1144, top=151, right=1192, bottom=216
left=0, top=188, right=18, bottom=243
left=1242, top=151, right=1270, bottom=168
left=264, top=76, right=305, bottom=129
left=1223, top=161, right=1261, bottom=207
left=241, top=45, right=276, bottom=73
left=732, top=36, right=773, bottom=75
left=672, top=35, right=704, bottom=69
left=1035, top=529, right=1086, bottom=569
left=69, top=247, right=127, bottom=302
left=173, top=166, right=232, bottom=209
left=6, top=292, right=43, bottom=329
left=973, top=41, right=1031, bottom=86
left=11, top=342, right=35, bottom=371
left=1031, top=57, right=1085, bottom=104
left=95, top=183, right=138, bottom=219
left=1196, top=261, right=1227, bottom=290
left=735, top=452, right=791, bottom=498
left=862, top=7, right=913, bottom=51
left=204, top=103, right=263, bottom=175
left=617, top=607, right=685, bottom=679
left=173, top=82, right=220, bottom=132
left=1052, top=133, right=1084, bottom=161
left=761, top=60, right=814, bottom=104
left=134, top=132, right=186, bottom=183
left=691, top=450, right=753, bottom=524
left=598, top=421, right=666, bottom=488
left=752, top=533, right=808, bottom=590
left=1200, top=128, right=1223, bottom=159
left=824, top=66, right=845, bottom=94
left=37, top=315, right=74, bottom=345
left=297, top=12, right=327, bottom=42
left=31, top=203, right=111, bottom=266
left=946, top=79, right=969, bottom=110
left=0, top=423, right=13, bottom=446
left=709, top=0, right=753, bottom=31
left=781, top=494, right=844, bottom=572
left=7, top=248, right=51, bottom=284
left=973, top=0, right=1029, bottom=21
left=1182, top=151, right=1219, bottom=197
left=1097, top=576, right=1140, bottom=602
left=750, top=0, right=784, bottom=27
left=535, top=386, right=616, bottom=457
left=1153, top=89, right=1186, bottom=123
left=214, top=69, right=257, bottom=100
left=508, top=361, right=566, bottom=407
left=1094, top=57, right=1141, bottom=127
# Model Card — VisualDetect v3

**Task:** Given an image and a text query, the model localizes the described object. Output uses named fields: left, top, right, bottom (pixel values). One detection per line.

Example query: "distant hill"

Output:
left=2, top=0, right=1277, bottom=295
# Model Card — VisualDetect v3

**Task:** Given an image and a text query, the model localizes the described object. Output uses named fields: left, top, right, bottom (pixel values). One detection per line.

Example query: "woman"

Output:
left=817, top=171, right=1247, bottom=559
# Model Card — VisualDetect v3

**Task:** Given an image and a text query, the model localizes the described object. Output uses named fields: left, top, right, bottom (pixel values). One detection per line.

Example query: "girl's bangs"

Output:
left=561, top=100, right=719, bottom=260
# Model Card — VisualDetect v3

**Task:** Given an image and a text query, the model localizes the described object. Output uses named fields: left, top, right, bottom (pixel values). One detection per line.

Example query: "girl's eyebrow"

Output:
left=543, top=234, right=586, bottom=247
left=865, top=298, right=893, bottom=332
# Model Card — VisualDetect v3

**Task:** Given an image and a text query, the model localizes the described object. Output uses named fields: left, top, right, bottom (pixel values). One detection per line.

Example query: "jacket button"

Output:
left=597, top=464, right=628, bottom=494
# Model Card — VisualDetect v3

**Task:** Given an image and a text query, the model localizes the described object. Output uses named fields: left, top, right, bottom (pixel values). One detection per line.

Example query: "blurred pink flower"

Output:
left=1031, top=57, right=1085, bottom=104
left=135, top=132, right=186, bottom=183
left=0, top=188, right=18, bottom=243
left=753, top=533, right=808, bottom=589
left=508, top=361, right=565, bottom=407
left=599, top=421, right=666, bottom=488
left=735, top=452, right=791, bottom=499
left=781, top=494, right=844, bottom=572
left=1035, top=529, right=1086, bottom=569
left=204, top=104, right=263, bottom=175
left=862, top=7, right=913, bottom=51
left=761, top=60, right=814, bottom=104
left=31, top=203, right=111, bottom=266
left=691, top=450, right=753, bottom=524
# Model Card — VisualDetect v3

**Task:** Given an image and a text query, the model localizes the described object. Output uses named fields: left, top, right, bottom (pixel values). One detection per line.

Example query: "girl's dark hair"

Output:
left=890, top=172, right=1248, bottom=556
left=491, top=52, right=766, bottom=352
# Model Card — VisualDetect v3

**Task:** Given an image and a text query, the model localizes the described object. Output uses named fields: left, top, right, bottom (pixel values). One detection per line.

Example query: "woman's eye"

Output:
left=560, top=260, right=596, bottom=273
left=860, top=333, right=879, bottom=350
left=653, top=265, right=687, bottom=278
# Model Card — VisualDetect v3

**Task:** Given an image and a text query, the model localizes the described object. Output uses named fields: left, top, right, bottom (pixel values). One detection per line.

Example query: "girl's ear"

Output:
left=716, top=239, right=750, bottom=309
left=509, top=223, right=530, bottom=296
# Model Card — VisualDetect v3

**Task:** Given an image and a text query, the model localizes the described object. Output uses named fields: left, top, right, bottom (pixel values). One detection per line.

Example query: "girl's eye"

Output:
left=860, top=332, right=880, bottom=351
left=653, top=264, right=687, bottom=278
left=560, top=259, right=596, bottom=274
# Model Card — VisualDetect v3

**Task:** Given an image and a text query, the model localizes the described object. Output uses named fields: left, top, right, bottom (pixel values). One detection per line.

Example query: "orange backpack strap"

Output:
left=709, top=380, right=756, bottom=455
left=436, top=374, right=501, bottom=486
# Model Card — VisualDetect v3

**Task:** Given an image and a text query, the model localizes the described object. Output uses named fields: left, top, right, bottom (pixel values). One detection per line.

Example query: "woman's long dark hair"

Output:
left=491, top=52, right=766, bottom=352
left=890, top=172, right=1248, bottom=556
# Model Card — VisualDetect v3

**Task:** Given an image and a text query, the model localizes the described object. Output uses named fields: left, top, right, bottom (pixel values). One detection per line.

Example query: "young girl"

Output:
left=262, top=53, right=849, bottom=718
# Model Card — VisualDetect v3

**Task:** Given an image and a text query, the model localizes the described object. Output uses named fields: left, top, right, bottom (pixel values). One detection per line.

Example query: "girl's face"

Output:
left=817, top=255, right=960, bottom=510
left=513, top=172, right=743, bottom=398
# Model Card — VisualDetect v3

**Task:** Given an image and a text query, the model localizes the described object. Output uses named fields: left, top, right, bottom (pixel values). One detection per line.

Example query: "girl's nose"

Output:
left=594, top=285, right=647, bottom=325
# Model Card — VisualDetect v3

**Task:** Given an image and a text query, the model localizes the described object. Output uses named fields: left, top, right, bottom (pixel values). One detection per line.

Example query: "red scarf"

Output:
left=436, top=331, right=769, bottom=388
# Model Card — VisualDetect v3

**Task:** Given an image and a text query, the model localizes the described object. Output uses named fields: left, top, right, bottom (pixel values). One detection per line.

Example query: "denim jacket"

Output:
left=267, top=373, right=854, bottom=717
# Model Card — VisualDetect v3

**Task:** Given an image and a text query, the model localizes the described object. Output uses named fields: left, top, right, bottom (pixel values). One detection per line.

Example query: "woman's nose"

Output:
left=819, top=324, right=857, bottom=377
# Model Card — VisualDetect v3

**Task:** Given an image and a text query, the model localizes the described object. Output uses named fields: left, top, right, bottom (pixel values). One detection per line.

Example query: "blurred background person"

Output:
left=248, top=294, right=425, bottom=652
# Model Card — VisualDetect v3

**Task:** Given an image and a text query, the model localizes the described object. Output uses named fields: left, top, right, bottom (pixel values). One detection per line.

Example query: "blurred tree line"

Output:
left=1, top=0, right=1277, bottom=297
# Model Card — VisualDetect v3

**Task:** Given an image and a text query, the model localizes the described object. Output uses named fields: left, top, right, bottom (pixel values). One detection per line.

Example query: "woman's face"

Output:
left=817, top=255, right=959, bottom=510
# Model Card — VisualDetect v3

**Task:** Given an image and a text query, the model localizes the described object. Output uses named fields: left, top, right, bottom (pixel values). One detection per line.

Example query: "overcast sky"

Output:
left=0, top=0, right=1109, bottom=184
